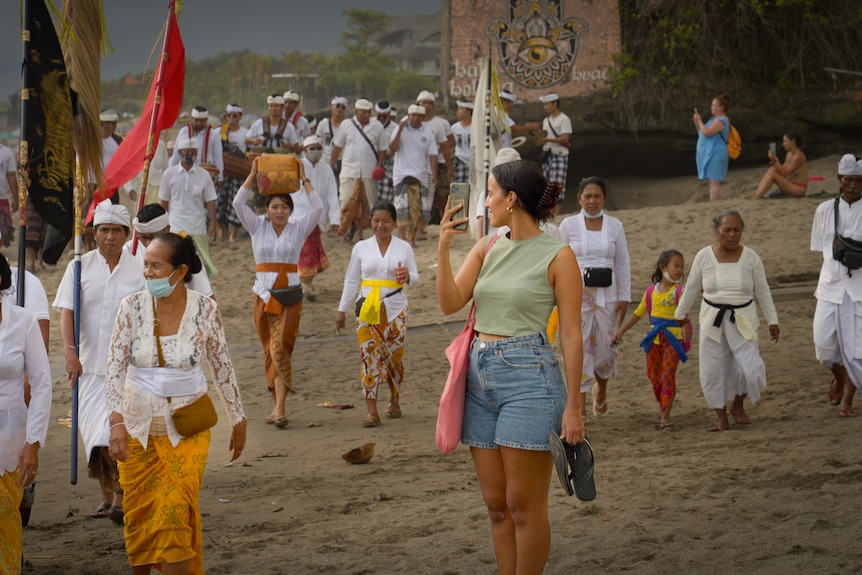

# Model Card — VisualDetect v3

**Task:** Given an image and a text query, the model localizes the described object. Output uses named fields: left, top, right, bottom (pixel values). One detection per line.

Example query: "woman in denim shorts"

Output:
left=437, top=159, right=585, bottom=574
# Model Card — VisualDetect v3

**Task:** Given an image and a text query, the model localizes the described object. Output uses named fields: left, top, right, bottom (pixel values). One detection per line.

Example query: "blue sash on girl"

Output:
left=640, top=318, right=688, bottom=362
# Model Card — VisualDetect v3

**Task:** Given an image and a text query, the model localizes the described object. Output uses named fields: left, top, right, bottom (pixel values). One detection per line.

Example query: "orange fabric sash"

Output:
left=256, top=263, right=298, bottom=314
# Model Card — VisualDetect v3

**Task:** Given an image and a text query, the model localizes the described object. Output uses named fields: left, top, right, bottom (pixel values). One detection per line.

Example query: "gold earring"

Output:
left=506, top=205, right=513, bottom=213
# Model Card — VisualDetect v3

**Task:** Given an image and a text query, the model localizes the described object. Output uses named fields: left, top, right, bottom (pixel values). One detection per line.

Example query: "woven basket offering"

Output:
left=256, top=153, right=300, bottom=195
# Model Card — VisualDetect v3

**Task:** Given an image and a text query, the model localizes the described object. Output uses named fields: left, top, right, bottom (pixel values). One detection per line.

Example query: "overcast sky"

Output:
left=0, top=0, right=438, bottom=102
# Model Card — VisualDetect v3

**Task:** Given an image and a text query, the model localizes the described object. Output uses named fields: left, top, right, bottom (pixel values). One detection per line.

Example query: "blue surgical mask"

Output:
left=146, top=270, right=178, bottom=299
left=581, top=208, right=604, bottom=219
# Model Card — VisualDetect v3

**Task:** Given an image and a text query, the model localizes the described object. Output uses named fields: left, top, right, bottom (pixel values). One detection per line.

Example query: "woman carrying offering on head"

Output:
left=336, top=202, right=418, bottom=427
left=106, top=233, right=247, bottom=575
left=693, top=92, right=732, bottom=201
left=752, top=132, right=808, bottom=198
left=437, top=159, right=584, bottom=575
left=233, top=158, right=323, bottom=428
left=559, top=177, right=631, bottom=419
left=674, top=210, right=780, bottom=431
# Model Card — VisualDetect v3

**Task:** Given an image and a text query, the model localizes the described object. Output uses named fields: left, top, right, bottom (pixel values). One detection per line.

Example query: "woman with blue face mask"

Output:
left=105, top=232, right=247, bottom=575
left=559, top=177, right=632, bottom=419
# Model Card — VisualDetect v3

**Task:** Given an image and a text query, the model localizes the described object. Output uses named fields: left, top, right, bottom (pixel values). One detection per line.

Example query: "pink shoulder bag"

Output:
left=436, top=236, right=499, bottom=453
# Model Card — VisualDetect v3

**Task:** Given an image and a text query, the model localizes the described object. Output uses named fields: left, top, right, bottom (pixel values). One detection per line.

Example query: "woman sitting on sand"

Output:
left=437, top=160, right=584, bottom=574
left=752, top=132, right=808, bottom=198
left=335, top=202, right=418, bottom=427
left=674, top=210, right=780, bottom=431
left=233, top=159, right=323, bottom=428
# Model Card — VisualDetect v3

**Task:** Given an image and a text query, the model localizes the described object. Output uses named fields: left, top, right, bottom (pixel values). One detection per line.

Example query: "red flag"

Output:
left=86, top=3, right=184, bottom=223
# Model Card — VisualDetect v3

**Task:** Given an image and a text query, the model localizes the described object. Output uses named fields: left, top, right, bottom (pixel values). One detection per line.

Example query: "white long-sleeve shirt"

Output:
left=233, top=185, right=323, bottom=303
left=293, top=158, right=340, bottom=229
left=559, top=213, right=632, bottom=305
left=0, top=304, right=52, bottom=473
left=337, top=235, right=419, bottom=319
left=169, top=125, right=224, bottom=181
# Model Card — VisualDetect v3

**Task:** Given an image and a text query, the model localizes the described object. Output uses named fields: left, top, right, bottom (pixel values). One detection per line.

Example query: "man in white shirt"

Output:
left=537, top=92, right=572, bottom=214
left=317, top=96, right=348, bottom=177
left=330, top=98, right=387, bottom=210
left=389, top=104, right=438, bottom=245
left=499, top=90, right=541, bottom=148
left=125, top=202, right=214, bottom=297
left=0, top=139, right=17, bottom=243
left=450, top=101, right=473, bottom=183
left=811, top=154, right=862, bottom=417
left=294, top=135, right=340, bottom=300
left=283, top=91, right=311, bottom=145
left=247, top=94, right=299, bottom=152
left=375, top=101, right=398, bottom=205
left=169, top=106, right=224, bottom=189
left=416, top=90, right=454, bottom=225
left=159, top=137, right=218, bottom=277
left=54, top=200, right=144, bottom=524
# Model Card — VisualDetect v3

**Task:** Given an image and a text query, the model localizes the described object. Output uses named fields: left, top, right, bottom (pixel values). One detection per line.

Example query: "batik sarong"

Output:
left=0, top=471, right=23, bottom=575
left=357, top=307, right=406, bottom=400
left=298, top=226, right=330, bottom=279
left=645, top=334, right=680, bottom=412
left=253, top=294, right=302, bottom=392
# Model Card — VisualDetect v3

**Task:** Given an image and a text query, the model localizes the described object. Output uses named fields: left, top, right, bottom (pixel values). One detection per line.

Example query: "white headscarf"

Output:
left=93, top=199, right=129, bottom=227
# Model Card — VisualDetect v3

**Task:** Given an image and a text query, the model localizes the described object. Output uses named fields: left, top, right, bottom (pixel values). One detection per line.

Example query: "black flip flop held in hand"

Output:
left=548, top=431, right=596, bottom=502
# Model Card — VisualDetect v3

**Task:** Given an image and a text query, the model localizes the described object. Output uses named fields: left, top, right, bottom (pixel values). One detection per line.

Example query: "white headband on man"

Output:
left=226, top=104, right=242, bottom=114
left=190, top=108, right=208, bottom=119
left=456, top=101, right=474, bottom=110
left=99, top=109, right=119, bottom=122
left=495, top=147, right=521, bottom=165
left=303, top=135, right=322, bottom=148
left=838, top=154, right=862, bottom=176
left=267, top=95, right=285, bottom=105
left=416, top=90, right=435, bottom=103
left=375, top=101, right=391, bottom=114
left=354, top=99, right=373, bottom=111
left=539, top=93, right=559, bottom=103
left=331, top=96, right=348, bottom=106
left=500, top=90, right=516, bottom=102
left=133, top=213, right=170, bottom=233
left=283, top=91, right=300, bottom=102
left=408, top=104, right=426, bottom=115
left=94, top=199, right=129, bottom=227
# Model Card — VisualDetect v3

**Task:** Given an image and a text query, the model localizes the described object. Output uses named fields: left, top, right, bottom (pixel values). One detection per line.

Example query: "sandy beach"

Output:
left=10, top=153, right=862, bottom=574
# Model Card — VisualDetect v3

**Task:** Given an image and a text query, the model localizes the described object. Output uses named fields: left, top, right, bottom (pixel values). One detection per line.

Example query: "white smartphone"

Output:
left=449, top=183, right=470, bottom=231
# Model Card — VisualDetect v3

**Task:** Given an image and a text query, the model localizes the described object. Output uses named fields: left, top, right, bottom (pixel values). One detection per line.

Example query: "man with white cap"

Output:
left=169, top=106, right=224, bottom=189
left=416, top=90, right=454, bottom=225
left=317, top=96, right=348, bottom=177
left=537, top=93, right=572, bottom=214
left=499, top=90, right=541, bottom=148
left=54, top=199, right=143, bottom=523
left=811, top=154, right=862, bottom=417
left=330, top=98, right=387, bottom=217
left=450, top=100, right=473, bottom=184
left=283, top=91, right=311, bottom=145
left=218, top=104, right=249, bottom=243
left=125, top=203, right=214, bottom=297
left=375, top=101, right=397, bottom=204
left=159, top=137, right=219, bottom=277
left=389, top=104, right=438, bottom=245
left=292, top=135, right=340, bottom=300
left=247, top=94, right=299, bottom=152
left=98, top=109, right=123, bottom=187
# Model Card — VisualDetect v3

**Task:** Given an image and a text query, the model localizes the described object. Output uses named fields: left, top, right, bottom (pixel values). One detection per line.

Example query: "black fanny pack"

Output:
left=832, top=197, right=862, bottom=275
left=583, top=267, right=613, bottom=288
left=269, top=285, right=303, bottom=307
left=355, top=288, right=403, bottom=317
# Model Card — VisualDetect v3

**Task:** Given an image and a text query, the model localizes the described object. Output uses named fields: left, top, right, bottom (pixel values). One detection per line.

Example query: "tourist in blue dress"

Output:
left=693, top=92, right=732, bottom=201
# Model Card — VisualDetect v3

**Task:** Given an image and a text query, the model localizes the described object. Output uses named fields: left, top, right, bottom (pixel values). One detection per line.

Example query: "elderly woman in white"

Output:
left=675, top=209, right=780, bottom=431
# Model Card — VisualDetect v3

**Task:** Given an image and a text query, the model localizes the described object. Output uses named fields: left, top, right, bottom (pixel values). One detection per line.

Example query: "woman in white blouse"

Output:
left=106, top=233, right=246, bottom=574
left=234, top=159, right=323, bottom=428
left=559, top=177, right=631, bottom=418
left=0, top=253, right=52, bottom=574
left=675, top=210, right=780, bottom=431
left=336, top=202, right=419, bottom=427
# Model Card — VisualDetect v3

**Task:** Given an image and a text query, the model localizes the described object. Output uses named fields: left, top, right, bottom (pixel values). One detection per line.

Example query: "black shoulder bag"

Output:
left=832, top=196, right=862, bottom=276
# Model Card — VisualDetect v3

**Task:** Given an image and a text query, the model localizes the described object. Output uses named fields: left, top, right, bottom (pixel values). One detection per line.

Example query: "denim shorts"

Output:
left=462, top=331, right=568, bottom=451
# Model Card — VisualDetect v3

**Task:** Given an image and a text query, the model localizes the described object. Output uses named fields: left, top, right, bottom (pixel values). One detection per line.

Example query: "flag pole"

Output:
left=16, top=0, right=32, bottom=306
left=69, top=159, right=84, bottom=484
left=131, top=1, right=177, bottom=256
left=482, top=52, right=492, bottom=237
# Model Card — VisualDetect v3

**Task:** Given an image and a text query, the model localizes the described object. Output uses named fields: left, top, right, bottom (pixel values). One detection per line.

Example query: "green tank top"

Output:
left=473, top=233, right=564, bottom=336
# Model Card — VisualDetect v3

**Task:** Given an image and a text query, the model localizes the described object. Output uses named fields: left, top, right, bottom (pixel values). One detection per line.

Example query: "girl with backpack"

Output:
left=614, top=250, right=692, bottom=429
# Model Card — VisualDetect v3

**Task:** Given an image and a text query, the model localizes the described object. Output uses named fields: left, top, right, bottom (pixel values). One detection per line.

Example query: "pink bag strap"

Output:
left=466, top=234, right=501, bottom=329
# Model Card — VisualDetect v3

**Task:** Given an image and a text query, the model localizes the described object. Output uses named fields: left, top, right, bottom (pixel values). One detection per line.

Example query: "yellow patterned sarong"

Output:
left=0, top=471, right=23, bottom=575
left=358, top=306, right=407, bottom=400
left=118, top=431, right=211, bottom=574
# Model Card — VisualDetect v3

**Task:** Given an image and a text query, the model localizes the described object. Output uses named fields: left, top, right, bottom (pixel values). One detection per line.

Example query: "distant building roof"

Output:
left=372, top=13, right=442, bottom=76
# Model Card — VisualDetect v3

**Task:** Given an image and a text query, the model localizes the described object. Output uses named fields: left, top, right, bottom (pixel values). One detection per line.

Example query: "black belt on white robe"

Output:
left=703, top=298, right=753, bottom=328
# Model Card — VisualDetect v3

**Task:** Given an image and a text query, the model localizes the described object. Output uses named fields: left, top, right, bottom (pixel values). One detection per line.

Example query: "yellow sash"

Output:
left=359, top=279, right=402, bottom=324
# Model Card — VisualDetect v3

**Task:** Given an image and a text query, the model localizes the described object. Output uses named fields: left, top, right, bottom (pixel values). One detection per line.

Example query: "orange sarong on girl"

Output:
left=0, top=471, right=23, bottom=575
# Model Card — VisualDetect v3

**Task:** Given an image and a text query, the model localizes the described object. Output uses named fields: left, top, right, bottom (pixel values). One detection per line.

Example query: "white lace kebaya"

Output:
left=105, top=290, right=245, bottom=448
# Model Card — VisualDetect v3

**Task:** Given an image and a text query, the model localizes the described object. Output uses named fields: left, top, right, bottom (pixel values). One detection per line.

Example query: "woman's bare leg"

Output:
left=709, top=179, right=723, bottom=201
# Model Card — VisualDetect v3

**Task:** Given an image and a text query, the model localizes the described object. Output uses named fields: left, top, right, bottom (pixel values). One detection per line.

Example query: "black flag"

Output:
left=21, top=0, right=74, bottom=264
